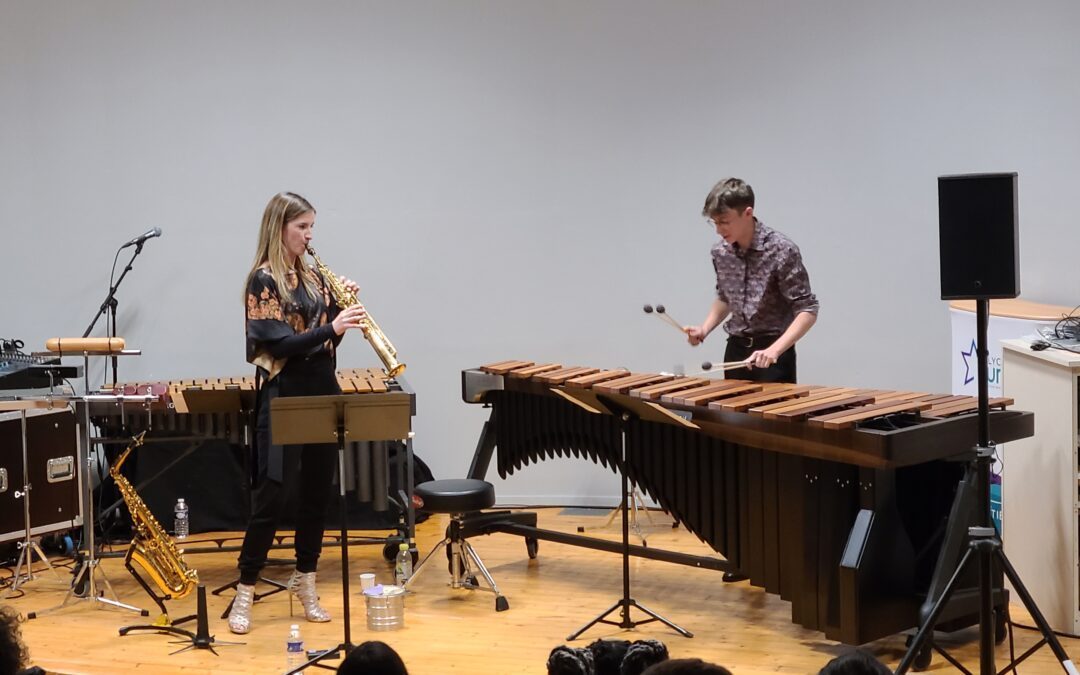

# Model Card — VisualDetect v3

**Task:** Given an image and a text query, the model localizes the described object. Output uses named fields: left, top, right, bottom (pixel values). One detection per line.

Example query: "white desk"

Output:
left=1001, top=338, right=1080, bottom=633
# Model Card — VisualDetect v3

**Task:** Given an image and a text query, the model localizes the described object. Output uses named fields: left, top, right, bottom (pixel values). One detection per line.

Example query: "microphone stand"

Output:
left=82, top=242, right=146, bottom=386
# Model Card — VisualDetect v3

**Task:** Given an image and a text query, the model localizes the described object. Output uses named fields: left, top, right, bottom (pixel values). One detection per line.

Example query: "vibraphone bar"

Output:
left=462, top=360, right=1034, bottom=645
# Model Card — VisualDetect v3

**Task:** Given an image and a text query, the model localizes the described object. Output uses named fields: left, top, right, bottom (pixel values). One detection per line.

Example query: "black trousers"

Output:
left=723, top=335, right=797, bottom=384
left=237, top=354, right=339, bottom=585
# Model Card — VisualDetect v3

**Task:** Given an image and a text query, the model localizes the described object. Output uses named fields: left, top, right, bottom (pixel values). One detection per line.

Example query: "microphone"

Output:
left=120, top=227, right=162, bottom=249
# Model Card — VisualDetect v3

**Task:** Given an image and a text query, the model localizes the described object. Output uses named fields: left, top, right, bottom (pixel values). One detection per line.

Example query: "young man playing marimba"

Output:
left=685, top=177, right=819, bottom=384
left=686, top=177, right=819, bottom=582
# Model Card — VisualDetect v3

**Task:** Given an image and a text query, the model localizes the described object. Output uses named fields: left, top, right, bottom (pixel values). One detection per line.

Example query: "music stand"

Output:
left=270, top=392, right=414, bottom=673
left=557, top=388, right=694, bottom=641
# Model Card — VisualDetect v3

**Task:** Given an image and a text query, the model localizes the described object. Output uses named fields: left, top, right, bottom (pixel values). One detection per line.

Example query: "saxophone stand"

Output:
left=120, top=584, right=243, bottom=655
left=27, top=353, right=151, bottom=620
left=556, top=389, right=693, bottom=641
left=271, top=391, right=415, bottom=674
left=895, top=300, right=1075, bottom=674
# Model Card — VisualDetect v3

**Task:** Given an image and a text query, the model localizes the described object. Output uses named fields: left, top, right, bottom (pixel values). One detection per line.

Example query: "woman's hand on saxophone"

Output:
left=338, top=275, right=360, bottom=295
left=332, top=304, right=367, bottom=336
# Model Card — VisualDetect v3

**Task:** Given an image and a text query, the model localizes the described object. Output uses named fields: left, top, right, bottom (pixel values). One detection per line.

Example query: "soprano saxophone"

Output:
left=307, top=245, right=406, bottom=378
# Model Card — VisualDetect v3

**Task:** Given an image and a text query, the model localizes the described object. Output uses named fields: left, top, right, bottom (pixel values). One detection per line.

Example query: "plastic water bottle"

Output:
left=174, top=498, right=189, bottom=540
left=394, top=543, right=413, bottom=585
left=286, top=624, right=304, bottom=671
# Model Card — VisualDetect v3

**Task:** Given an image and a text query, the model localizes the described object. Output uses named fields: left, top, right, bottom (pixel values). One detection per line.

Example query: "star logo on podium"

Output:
left=961, top=339, right=977, bottom=385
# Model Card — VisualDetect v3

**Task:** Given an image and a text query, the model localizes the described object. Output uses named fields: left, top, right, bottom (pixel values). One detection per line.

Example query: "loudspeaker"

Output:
left=938, top=172, right=1020, bottom=300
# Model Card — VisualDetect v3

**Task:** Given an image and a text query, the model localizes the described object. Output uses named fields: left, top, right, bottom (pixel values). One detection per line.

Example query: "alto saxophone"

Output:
left=306, top=245, right=406, bottom=378
left=110, top=431, right=199, bottom=619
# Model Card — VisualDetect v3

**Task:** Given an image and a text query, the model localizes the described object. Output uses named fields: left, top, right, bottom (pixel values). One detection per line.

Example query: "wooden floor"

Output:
left=2, top=510, right=1069, bottom=674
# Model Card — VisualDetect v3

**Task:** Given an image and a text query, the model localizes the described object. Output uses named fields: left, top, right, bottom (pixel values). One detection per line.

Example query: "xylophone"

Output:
left=462, top=360, right=1034, bottom=645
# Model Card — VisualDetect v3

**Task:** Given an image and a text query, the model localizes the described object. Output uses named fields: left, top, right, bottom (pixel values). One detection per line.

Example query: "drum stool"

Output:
left=405, top=479, right=538, bottom=611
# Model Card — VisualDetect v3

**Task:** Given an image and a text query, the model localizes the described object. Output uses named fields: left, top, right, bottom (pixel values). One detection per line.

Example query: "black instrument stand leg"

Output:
left=215, top=569, right=291, bottom=620
left=120, top=585, right=244, bottom=656
left=567, top=419, right=692, bottom=642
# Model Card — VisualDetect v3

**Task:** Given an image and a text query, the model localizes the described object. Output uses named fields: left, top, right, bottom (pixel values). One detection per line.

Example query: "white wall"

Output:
left=3, top=0, right=1078, bottom=504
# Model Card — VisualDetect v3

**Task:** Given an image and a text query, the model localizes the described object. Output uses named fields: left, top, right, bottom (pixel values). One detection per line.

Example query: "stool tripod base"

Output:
left=407, top=533, right=510, bottom=611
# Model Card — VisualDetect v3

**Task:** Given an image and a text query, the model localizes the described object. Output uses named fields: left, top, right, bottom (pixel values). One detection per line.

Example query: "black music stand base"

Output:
left=567, top=413, right=692, bottom=642
left=896, top=299, right=1074, bottom=674
left=120, top=585, right=243, bottom=656
left=286, top=466, right=355, bottom=674
left=568, top=597, right=692, bottom=642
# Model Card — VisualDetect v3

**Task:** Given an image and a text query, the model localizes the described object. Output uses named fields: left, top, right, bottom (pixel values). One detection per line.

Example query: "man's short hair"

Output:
left=702, top=178, right=755, bottom=218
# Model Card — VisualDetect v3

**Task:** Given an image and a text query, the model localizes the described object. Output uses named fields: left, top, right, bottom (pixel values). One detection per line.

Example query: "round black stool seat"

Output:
left=414, top=479, right=495, bottom=513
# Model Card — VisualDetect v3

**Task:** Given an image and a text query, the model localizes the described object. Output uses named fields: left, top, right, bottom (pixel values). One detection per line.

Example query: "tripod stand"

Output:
left=896, top=300, right=1075, bottom=674
left=578, top=483, right=658, bottom=546
left=2, top=402, right=62, bottom=596
left=557, top=389, right=693, bottom=641
left=270, top=390, right=414, bottom=674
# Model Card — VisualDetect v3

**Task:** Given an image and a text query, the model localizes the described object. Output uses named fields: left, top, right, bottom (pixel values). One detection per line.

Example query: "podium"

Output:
left=270, top=391, right=415, bottom=673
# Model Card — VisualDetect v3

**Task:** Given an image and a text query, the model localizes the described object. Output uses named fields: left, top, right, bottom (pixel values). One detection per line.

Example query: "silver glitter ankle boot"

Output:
left=288, top=570, right=331, bottom=622
left=227, top=582, right=256, bottom=634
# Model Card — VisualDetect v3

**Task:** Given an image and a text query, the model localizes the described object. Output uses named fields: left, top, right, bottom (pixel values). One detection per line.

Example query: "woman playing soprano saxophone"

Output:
left=228, top=192, right=367, bottom=634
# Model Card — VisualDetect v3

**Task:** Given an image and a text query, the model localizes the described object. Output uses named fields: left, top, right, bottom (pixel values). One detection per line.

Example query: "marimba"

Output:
left=462, top=360, right=1034, bottom=645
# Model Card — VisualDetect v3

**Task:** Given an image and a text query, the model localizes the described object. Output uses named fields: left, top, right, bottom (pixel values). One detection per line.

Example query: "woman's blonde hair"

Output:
left=245, top=192, right=317, bottom=305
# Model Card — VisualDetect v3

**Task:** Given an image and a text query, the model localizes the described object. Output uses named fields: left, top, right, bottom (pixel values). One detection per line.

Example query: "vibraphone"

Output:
left=97, top=367, right=399, bottom=444
left=92, top=368, right=416, bottom=544
left=462, top=360, right=1034, bottom=645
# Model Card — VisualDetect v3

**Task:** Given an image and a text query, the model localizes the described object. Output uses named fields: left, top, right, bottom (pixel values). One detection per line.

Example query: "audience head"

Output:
left=547, top=638, right=671, bottom=675
left=548, top=645, right=596, bottom=675
left=619, top=639, right=669, bottom=675
left=0, top=606, right=29, bottom=675
left=588, top=639, right=631, bottom=675
left=641, top=659, right=732, bottom=675
left=337, top=640, right=408, bottom=675
left=818, top=649, right=892, bottom=675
